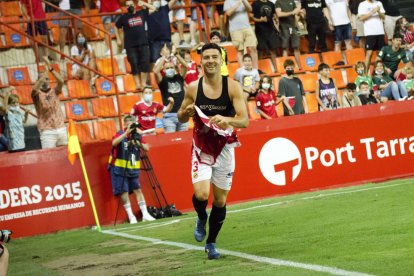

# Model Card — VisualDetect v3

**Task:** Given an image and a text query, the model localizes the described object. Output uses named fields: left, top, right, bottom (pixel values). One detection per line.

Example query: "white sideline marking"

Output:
left=102, top=230, right=373, bottom=276
left=113, top=179, right=413, bottom=232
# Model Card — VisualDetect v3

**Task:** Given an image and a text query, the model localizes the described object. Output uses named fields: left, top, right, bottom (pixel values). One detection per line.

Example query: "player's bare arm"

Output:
left=210, top=79, right=249, bottom=129
left=177, top=80, right=197, bottom=123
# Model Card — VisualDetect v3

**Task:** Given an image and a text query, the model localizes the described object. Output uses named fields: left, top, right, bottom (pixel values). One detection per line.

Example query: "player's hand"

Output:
left=184, top=103, right=195, bottom=117
left=210, top=115, right=230, bottom=130
left=168, top=97, right=174, bottom=104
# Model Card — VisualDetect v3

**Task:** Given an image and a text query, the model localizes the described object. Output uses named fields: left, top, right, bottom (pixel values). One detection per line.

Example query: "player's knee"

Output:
left=194, top=191, right=209, bottom=201
left=213, top=199, right=226, bottom=208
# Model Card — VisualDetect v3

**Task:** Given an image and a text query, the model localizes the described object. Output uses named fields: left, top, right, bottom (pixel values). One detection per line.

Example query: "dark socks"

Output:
left=192, top=194, right=208, bottom=220
left=206, top=204, right=226, bottom=244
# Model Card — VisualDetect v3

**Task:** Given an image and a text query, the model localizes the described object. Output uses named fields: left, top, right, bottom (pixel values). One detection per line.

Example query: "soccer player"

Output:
left=177, top=43, right=248, bottom=259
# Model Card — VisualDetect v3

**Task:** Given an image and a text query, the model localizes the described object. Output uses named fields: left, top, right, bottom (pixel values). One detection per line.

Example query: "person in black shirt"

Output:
left=116, top=0, right=156, bottom=91
left=358, top=81, right=380, bottom=104
left=301, top=0, right=332, bottom=53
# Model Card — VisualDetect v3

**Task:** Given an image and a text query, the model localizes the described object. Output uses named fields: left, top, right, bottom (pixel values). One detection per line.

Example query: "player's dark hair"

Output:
left=201, top=43, right=222, bottom=55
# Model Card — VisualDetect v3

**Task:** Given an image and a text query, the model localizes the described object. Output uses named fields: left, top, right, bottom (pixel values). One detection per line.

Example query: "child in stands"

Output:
left=180, top=48, right=200, bottom=87
left=354, top=61, right=373, bottom=93
left=255, top=75, right=284, bottom=119
left=130, top=86, right=174, bottom=134
left=2, top=87, right=28, bottom=152
left=316, top=63, right=341, bottom=111
left=402, top=67, right=414, bottom=98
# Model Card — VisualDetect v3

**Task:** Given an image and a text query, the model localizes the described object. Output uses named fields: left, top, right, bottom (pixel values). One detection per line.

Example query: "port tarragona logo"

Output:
left=259, top=138, right=302, bottom=186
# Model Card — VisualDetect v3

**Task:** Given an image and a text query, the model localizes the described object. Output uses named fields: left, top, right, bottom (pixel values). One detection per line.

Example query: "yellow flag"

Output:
left=68, top=120, right=81, bottom=165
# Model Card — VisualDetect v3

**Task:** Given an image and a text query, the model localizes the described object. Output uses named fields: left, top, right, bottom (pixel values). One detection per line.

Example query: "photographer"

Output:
left=0, top=230, right=11, bottom=276
left=108, top=115, right=155, bottom=223
left=71, top=32, right=97, bottom=83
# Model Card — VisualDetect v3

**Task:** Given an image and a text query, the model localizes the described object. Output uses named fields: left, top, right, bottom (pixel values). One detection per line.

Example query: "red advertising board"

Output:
left=1, top=101, right=413, bottom=237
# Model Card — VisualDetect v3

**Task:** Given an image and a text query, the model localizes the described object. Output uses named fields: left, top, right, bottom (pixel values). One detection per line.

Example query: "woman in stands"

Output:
left=372, top=60, right=408, bottom=101
left=393, top=17, right=414, bottom=62
left=71, top=32, right=97, bottom=83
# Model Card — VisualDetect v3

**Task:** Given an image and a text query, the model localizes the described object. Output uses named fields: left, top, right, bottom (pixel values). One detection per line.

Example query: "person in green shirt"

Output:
left=372, top=60, right=408, bottom=100
left=354, top=61, right=373, bottom=94
left=377, top=34, right=413, bottom=79
left=402, top=67, right=414, bottom=98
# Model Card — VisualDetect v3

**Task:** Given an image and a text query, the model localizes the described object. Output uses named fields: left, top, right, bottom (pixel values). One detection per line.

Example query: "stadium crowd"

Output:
left=0, top=0, right=413, bottom=153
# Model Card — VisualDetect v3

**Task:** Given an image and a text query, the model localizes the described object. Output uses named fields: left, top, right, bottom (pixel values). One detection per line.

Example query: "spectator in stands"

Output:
left=58, top=0, right=90, bottom=58
left=116, top=0, right=156, bottom=91
left=325, top=0, right=353, bottom=52
left=350, top=0, right=366, bottom=48
left=275, top=0, right=302, bottom=67
left=210, top=31, right=229, bottom=76
left=212, top=0, right=227, bottom=41
left=71, top=32, right=96, bottom=83
left=2, top=87, right=28, bottom=152
left=355, top=61, right=373, bottom=92
left=99, top=0, right=123, bottom=56
left=154, top=43, right=178, bottom=76
left=190, top=0, right=213, bottom=46
left=180, top=49, right=200, bottom=86
left=402, top=67, right=414, bottom=97
left=147, top=0, right=180, bottom=64
left=108, top=114, right=155, bottom=223
left=300, top=0, right=332, bottom=53
left=252, top=0, right=280, bottom=70
left=379, top=0, right=402, bottom=44
left=169, top=0, right=187, bottom=46
left=255, top=75, right=284, bottom=119
left=0, top=111, right=8, bottom=152
left=316, top=63, right=341, bottom=110
left=372, top=60, right=408, bottom=100
left=342, top=83, right=362, bottom=107
left=224, top=0, right=259, bottom=69
left=394, top=17, right=414, bottom=62
left=377, top=34, right=413, bottom=78
left=358, top=81, right=381, bottom=104
left=20, top=0, right=50, bottom=58
left=32, top=57, right=67, bottom=149
left=358, top=0, right=386, bottom=72
left=130, top=86, right=174, bottom=134
left=234, top=54, right=260, bottom=101
left=154, top=48, right=189, bottom=133
left=278, top=59, right=308, bottom=115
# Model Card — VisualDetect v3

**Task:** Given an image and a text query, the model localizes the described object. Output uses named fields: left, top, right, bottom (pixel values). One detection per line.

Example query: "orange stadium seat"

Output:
left=7, top=67, right=32, bottom=85
left=39, top=64, right=61, bottom=82
left=272, top=76, right=281, bottom=95
left=93, top=119, right=117, bottom=141
left=227, top=62, right=239, bottom=79
left=96, top=58, right=122, bottom=76
left=4, top=29, right=30, bottom=48
left=75, top=122, right=94, bottom=143
left=0, top=1, right=22, bottom=17
left=153, top=91, right=163, bottom=104
left=222, top=45, right=238, bottom=63
left=67, top=79, right=94, bottom=99
left=91, top=97, right=117, bottom=118
left=344, top=48, right=365, bottom=66
left=247, top=100, right=261, bottom=120
left=305, top=93, right=319, bottom=113
left=124, top=56, right=131, bottom=73
left=321, top=51, right=348, bottom=69
left=330, top=69, right=346, bottom=89
left=95, top=77, right=117, bottom=95
left=298, top=73, right=318, bottom=93
left=14, top=85, right=33, bottom=105
left=345, top=67, right=358, bottom=84
left=275, top=56, right=300, bottom=74
left=258, top=59, right=277, bottom=76
left=122, top=74, right=137, bottom=92
left=65, top=100, right=94, bottom=121
left=149, top=72, right=158, bottom=89
left=299, top=53, right=321, bottom=72
left=118, top=94, right=140, bottom=114
left=190, top=50, right=201, bottom=65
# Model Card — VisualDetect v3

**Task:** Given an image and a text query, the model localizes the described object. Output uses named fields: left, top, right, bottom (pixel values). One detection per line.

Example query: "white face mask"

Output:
left=153, top=1, right=161, bottom=8
left=144, top=94, right=153, bottom=103
left=165, top=68, right=175, bottom=78
left=360, top=89, right=370, bottom=96
left=262, top=83, right=270, bottom=90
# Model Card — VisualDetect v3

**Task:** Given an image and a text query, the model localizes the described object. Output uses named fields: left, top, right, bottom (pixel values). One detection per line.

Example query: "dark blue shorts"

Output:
left=333, top=23, right=352, bottom=43
left=110, top=167, right=140, bottom=196
left=126, top=45, right=151, bottom=74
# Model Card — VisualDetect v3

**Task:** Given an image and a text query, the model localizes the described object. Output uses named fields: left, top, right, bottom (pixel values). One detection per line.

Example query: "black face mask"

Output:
left=127, top=5, right=134, bottom=13
left=286, top=69, right=294, bottom=76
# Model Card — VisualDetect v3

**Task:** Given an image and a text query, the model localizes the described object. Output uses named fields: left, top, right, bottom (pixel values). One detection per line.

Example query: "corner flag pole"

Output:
left=68, top=120, right=101, bottom=232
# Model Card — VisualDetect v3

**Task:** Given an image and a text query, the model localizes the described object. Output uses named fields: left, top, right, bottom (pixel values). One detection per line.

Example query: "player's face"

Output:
left=243, top=58, right=252, bottom=70
left=201, top=49, right=222, bottom=75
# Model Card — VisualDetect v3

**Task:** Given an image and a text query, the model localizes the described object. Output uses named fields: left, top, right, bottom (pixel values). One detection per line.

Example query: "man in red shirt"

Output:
left=20, top=0, right=50, bottom=57
left=130, top=86, right=174, bottom=133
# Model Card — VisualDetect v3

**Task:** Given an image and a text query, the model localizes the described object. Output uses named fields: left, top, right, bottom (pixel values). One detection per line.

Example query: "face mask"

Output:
left=127, top=5, right=134, bottom=13
left=375, top=69, right=384, bottom=75
left=144, top=94, right=153, bottom=103
left=357, top=69, right=364, bottom=75
left=286, top=69, right=294, bottom=76
left=77, top=37, right=86, bottom=45
left=41, top=82, right=49, bottom=91
left=262, top=83, right=270, bottom=90
left=9, top=105, right=19, bottom=112
left=165, top=68, right=175, bottom=78
left=360, top=89, right=370, bottom=96
left=153, top=1, right=161, bottom=8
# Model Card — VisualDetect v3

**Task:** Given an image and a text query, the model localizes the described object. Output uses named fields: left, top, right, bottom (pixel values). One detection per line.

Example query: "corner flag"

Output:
left=68, top=120, right=80, bottom=165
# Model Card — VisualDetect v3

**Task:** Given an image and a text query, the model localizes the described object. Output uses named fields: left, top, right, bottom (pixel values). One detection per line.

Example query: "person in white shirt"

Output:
left=358, top=0, right=385, bottom=71
left=325, top=0, right=353, bottom=52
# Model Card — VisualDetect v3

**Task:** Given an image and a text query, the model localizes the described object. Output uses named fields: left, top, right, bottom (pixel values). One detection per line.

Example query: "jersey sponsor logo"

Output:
left=259, top=138, right=302, bottom=186
left=199, top=104, right=227, bottom=111
left=128, top=16, right=143, bottom=27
